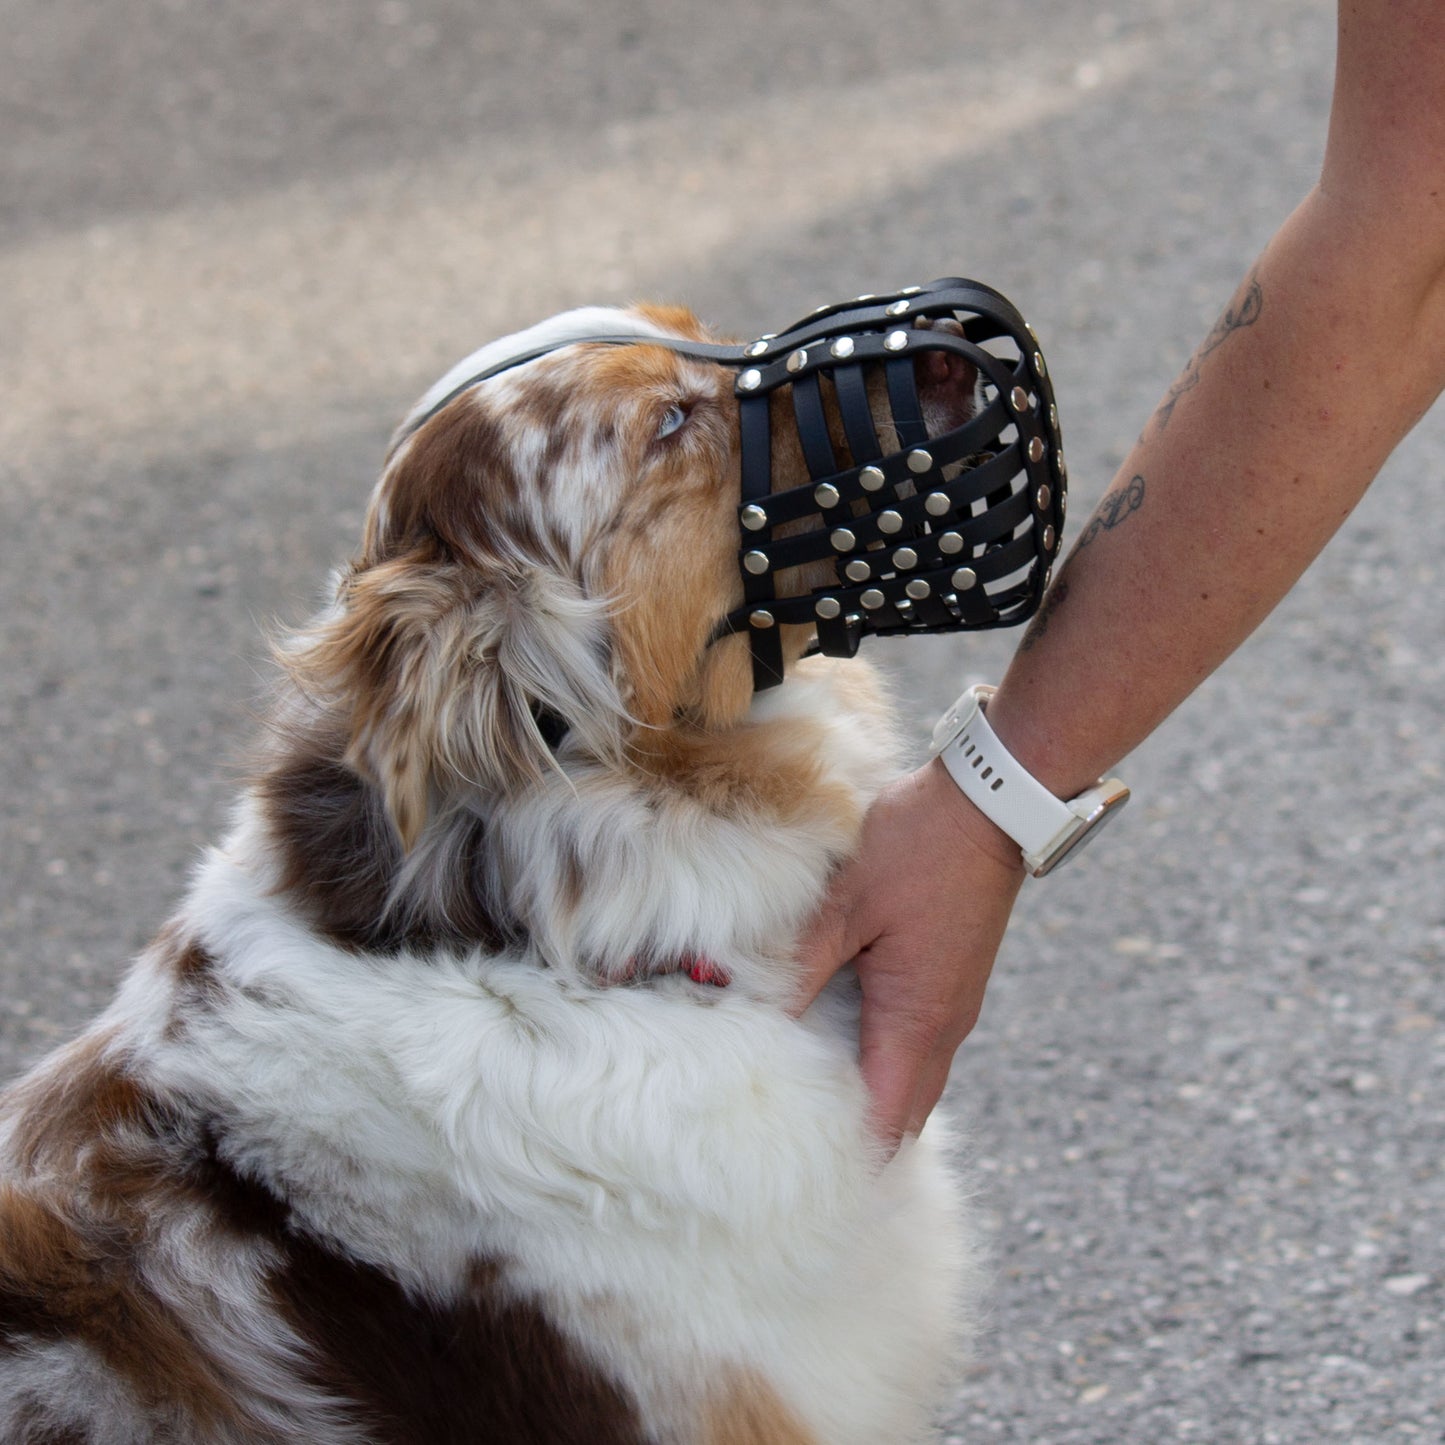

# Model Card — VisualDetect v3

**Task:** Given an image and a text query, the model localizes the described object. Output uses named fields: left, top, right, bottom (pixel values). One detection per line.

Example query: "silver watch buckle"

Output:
left=1022, top=779, right=1131, bottom=877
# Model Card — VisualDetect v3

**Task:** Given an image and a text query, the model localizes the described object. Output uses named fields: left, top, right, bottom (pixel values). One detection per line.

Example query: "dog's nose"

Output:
left=915, top=345, right=973, bottom=393
left=913, top=320, right=979, bottom=429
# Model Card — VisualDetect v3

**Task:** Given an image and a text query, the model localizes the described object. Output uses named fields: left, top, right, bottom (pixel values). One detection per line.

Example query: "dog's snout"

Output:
left=913, top=319, right=979, bottom=430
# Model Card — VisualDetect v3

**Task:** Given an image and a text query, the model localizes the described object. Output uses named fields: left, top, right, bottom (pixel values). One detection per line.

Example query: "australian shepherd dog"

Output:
left=0, top=303, right=983, bottom=1443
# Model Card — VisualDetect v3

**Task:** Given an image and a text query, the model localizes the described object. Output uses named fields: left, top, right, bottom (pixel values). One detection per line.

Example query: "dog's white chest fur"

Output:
left=126, top=660, right=975, bottom=1442
left=146, top=870, right=970, bottom=1441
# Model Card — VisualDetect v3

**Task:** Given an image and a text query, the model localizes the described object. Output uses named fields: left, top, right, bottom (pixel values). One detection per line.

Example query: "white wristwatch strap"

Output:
left=929, top=684, right=1130, bottom=876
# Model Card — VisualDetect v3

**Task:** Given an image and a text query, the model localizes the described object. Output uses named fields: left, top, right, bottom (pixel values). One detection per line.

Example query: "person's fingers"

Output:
left=857, top=1037, right=920, bottom=1157
left=856, top=978, right=953, bottom=1152
left=788, top=862, right=863, bottom=1017
left=862, top=1018, right=967, bottom=1155
left=904, top=1052, right=957, bottom=1140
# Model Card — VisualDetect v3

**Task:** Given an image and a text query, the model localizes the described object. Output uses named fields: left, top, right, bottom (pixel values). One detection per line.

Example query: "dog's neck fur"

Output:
left=249, top=659, right=883, bottom=998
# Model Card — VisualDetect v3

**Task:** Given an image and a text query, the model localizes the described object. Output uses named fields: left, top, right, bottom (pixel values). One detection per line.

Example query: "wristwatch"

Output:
left=929, top=684, right=1130, bottom=877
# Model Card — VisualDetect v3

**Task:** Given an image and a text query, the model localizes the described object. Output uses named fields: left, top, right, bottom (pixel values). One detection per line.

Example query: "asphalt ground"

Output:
left=3, top=2, right=1443, bottom=1439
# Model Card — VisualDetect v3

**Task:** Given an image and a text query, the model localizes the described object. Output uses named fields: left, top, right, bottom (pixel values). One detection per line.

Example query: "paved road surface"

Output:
left=3, top=2, right=1443, bottom=1439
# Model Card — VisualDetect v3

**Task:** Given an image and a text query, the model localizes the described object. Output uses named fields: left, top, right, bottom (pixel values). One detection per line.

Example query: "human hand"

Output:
left=792, top=757, right=1026, bottom=1151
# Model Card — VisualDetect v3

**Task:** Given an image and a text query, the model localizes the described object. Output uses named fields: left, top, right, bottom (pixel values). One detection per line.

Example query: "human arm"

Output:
left=795, top=0, right=1445, bottom=1148
left=987, top=0, right=1445, bottom=798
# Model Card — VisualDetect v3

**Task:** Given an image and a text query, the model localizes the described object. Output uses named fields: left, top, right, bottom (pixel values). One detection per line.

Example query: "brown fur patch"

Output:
left=581, top=342, right=749, bottom=732
left=8, top=1029, right=148, bottom=1178
left=2, top=1035, right=643, bottom=1440
left=629, top=714, right=862, bottom=841
left=152, top=924, right=229, bottom=1040
left=267, top=1240, right=647, bottom=1445
left=157, top=1138, right=648, bottom=1443
left=254, top=718, right=508, bottom=953
left=368, top=403, right=526, bottom=566
left=4, top=1418, right=89, bottom=1445
left=0, top=1039, right=259, bottom=1433
left=630, top=303, right=714, bottom=341
left=0, top=1183, right=235, bottom=1428
left=148, top=917, right=214, bottom=983
left=601, top=484, right=744, bottom=730
left=701, top=1369, right=820, bottom=1445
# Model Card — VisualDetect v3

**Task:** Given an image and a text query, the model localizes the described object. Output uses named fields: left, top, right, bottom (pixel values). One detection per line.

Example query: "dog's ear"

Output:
left=278, top=397, right=633, bottom=849
left=284, top=552, right=625, bottom=851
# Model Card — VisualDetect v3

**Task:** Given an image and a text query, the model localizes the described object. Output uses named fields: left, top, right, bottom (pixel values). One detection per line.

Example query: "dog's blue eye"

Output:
left=657, top=404, right=689, bottom=439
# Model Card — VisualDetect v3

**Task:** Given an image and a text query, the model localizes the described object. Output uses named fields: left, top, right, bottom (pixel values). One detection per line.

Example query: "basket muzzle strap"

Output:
left=831, top=363, right=885, bottom=466
left=738, top=392, right=785, bottom=689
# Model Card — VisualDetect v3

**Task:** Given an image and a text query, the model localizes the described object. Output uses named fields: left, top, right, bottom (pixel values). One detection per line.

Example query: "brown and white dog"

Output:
left=0, top=304, right=983, bottom=1443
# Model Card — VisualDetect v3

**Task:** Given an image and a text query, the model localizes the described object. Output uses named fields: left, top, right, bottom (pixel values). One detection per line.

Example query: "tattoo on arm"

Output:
left=1075, top=473, right=1146, bottom=549
left=1017, top=473, right=1146, bottom=652
left=1153, top=272, right=1263, bottom=431
left=1018, top=576, right=1069, bottom=652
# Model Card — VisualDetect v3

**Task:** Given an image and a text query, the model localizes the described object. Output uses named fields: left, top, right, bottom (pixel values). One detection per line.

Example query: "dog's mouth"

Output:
left=715, top=281, right=1066, bottom=690
left=910, top=317, right=984, bottom=437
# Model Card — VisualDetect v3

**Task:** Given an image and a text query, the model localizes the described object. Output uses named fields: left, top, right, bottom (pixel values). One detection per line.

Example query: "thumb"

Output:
left=856, top=1032, right=922, bottom=1157
left=855, top=965, right=942, bottom=1153
left=788, top=861, right=865, bottom=1018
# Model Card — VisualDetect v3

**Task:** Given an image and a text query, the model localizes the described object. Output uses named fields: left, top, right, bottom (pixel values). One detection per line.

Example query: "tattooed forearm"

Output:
left=1153, top=272, right=1263, bottom=431
left=1018, top=576, right=1069, bottom=652
left=1075, top=473, right=1146, bottom=549
left=1017, top=474, right=1146, bottom=651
